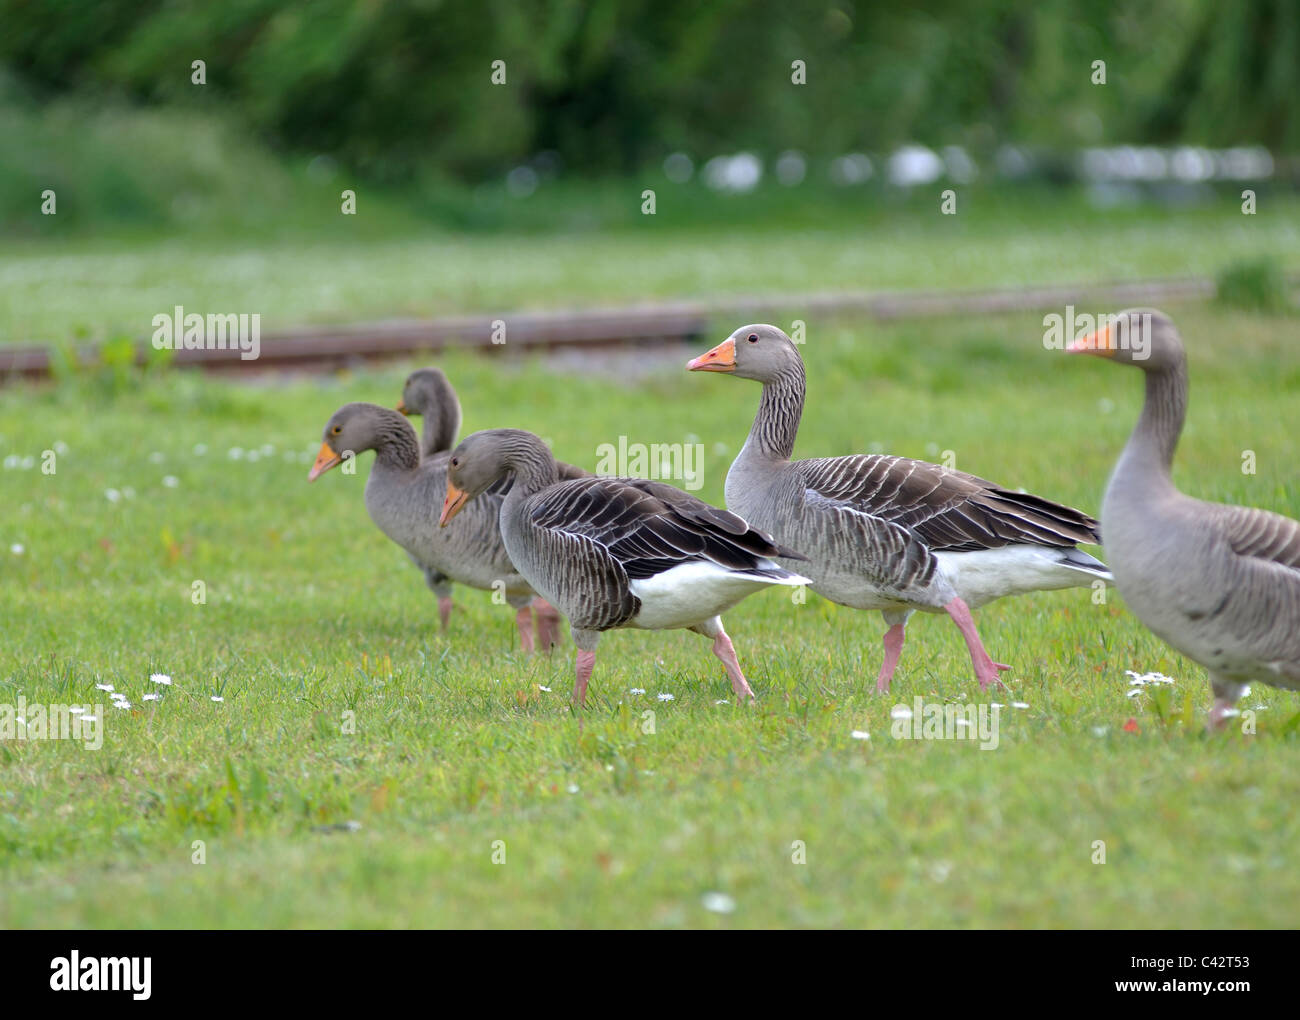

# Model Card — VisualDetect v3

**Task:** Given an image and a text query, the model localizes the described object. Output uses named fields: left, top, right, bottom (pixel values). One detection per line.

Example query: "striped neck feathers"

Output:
left=748, top=361, right=806, bottom=461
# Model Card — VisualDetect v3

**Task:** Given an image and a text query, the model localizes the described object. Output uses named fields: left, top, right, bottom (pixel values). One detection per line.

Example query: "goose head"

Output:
left=687, top=323, right=802, bottom=382
left=1067, top=308, right=1184, bottom=372
left=397, top=367, right=461, bottom=422
left=308, top=402, right=409, bottom=481
left=439, top=429, right=515, bottom=526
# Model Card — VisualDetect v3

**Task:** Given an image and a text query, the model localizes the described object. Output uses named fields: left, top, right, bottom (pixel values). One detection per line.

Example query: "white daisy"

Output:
left=657, top=692, right=674, bottom=702
left=95, top=683, right=114, bottom=692
left=850, top=729, right=871, bottom=740
left=702, top=892, right=736, bottom=914
left=149, top=673, right=172, bottom=685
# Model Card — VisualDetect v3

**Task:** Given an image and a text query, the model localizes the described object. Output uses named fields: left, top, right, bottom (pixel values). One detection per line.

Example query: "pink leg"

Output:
left=876, top=623, right=906, bottom=693
left=515, top=605, right=535, bottom=655
left=573, top=649, right=596, bottom=706
left=532, top=598, right=563, bottom=653
left=944, top=597, right=1011, bottom=691
left=437, top=596, right=453, bottom=631
left=711, top=629, right=756, bottom=702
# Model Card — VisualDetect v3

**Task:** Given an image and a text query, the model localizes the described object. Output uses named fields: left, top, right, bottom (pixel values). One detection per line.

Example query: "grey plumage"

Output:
left=308, top=402, right=541, bottom=639
left=394, top=368, right=588, bottom=641
left=442, top=428, right=809, bottom=703
left=689, top=323, right=1110, bottom=691
left=1070, top=308, right=1300, bottom=726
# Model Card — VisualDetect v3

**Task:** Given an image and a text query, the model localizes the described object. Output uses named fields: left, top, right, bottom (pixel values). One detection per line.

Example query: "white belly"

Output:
left=933, top=545, right=1098, bottom=609
left=627, top=562, right=805, bottom=631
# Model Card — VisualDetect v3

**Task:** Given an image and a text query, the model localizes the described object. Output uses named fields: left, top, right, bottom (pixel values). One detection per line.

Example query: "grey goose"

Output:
left=688, top=324, right=1110, bottom=692
left=395, top=367, right=584, bottom=649
left=439, top=428, right=810, bottom=705
left=308, top=401, right=551, bottom=653
left=1069, top=308, right=1300, bottom=728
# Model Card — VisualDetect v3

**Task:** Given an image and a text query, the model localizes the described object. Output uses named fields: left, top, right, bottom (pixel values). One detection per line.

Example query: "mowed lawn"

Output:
left=2, top=305, right=1299, bottom=927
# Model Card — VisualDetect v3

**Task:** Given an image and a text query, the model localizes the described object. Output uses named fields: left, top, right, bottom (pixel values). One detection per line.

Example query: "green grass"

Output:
left=3, top=190, right=1299, bottom=345
left=2, top=304, right=1299, bottom=927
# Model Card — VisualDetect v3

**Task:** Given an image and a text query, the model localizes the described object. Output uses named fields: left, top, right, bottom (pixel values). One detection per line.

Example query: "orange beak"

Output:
left=308, top=441, right=342, bottom=482
left=396, top=398, right=410, bottom=415
left=687, top=337, right=736, bottom=373
left=439, top=482, right=470, bottom=527
left=1066, top=324, right=1115, bottom=357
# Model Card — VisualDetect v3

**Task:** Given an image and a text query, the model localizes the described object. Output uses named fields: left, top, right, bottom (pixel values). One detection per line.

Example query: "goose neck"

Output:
left=746, top=363, right=805, bottom=462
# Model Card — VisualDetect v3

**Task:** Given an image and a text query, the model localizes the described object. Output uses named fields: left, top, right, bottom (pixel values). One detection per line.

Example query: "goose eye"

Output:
left=331, top=426, right=342, bottom=435
left=747, top=334, right=758, bottom=343
left=450, top=457, right=459, bottom=467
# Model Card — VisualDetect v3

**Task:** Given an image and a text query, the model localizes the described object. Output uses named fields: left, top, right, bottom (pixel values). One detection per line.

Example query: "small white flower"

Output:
left=110, top=691, right=128, bottom=701
left=566, top=783, right=579, bottom=794
left=227, top=447, right=244, bottom=460
left=104, top=488, right=122, bottom=503
left=657, top=692, right=674, bottom=702
left=162, top=475, right=179, bottom=488
left=1241, top=685, right=1252, bottom=698
left=1126, top=688, right=1144, bottom=698
left=538, top=685, right=552, bottom=693
left=95, top=683, right=114, bottom=692
left=715, top=699, right=729, bottom=705
left=112, top=700, right=132, bottom=710
left=149, top=673, right=173, bottom=685
left=702, top=892, right=736, bottom=914
left=210, top=696, right=224, bottom=703
left=629, top=688, right=646, bottom=695
left=142, top=693, right=160, bottom=702
left=890, top=706, right=913, bottom=720
left=850, top=729, right=871, bottom=740
left=1012, top=702, right=1029, bottom=709
left=1091, top=726, right=1109, bottom=737
left=9, top=543, right=23, bottom=555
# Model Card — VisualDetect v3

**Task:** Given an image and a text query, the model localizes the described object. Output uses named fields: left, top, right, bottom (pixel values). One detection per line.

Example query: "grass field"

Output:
left=3, top=190, right=1298, bottom=345
left=2, top=303, right=1299, bottom=927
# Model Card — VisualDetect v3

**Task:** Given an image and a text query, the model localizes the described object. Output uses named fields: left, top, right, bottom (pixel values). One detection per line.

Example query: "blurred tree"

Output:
left=0, top=0, right=1292, bottom=185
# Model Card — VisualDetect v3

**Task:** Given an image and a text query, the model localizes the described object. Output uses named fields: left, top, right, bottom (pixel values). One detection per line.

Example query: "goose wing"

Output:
left=798, top=454, right=1101, bottom=552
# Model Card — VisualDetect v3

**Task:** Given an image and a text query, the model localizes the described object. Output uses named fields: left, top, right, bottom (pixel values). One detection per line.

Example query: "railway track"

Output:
left=0, top=273, right=1281, bottom=381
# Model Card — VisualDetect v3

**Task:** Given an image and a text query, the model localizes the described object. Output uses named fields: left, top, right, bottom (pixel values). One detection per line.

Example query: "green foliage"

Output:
left=1216, top=256, right=1296, bottom=314
left=2, top=0, right=1294, bottom=187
